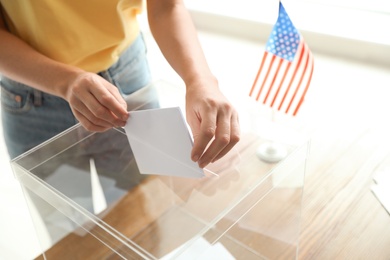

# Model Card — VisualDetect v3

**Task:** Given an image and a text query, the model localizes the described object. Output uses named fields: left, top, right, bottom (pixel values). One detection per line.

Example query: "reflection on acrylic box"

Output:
left=372, top=168, right=390, bottom=215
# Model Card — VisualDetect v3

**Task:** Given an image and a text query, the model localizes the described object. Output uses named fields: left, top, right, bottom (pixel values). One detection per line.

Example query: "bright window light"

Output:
left=184, top=0, right=390, bottom=46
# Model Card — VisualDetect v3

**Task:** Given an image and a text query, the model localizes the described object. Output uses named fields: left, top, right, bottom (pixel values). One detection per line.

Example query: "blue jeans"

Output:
left=1, top=34, right=152, bottom=159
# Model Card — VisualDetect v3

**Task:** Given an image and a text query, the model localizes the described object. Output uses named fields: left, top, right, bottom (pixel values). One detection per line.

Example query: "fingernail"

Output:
left=198, top=161, right=207, bottom=168
left=192, top=155, right=199, bottom=162
left=116, top=120, right=126, bottom=127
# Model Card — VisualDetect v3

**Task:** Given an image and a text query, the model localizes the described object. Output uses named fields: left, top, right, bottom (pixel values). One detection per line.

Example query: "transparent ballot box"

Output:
left=11, top=81, right=309, bottom=259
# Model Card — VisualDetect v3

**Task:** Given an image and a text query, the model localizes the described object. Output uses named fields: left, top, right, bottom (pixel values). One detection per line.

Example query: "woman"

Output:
left=0, top=0, right=240, bottom=168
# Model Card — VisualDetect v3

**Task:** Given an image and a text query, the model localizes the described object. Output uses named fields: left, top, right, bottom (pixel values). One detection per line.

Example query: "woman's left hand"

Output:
left=185, top=79, right=240, bottom=168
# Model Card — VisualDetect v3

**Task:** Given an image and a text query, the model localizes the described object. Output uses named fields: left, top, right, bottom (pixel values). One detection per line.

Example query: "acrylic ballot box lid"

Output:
left=11, top=81, right=308, bottom=260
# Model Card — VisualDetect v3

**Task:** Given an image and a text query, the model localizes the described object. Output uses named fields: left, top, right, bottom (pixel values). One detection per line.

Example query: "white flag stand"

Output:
left=256, top=141, right=288, bottom=163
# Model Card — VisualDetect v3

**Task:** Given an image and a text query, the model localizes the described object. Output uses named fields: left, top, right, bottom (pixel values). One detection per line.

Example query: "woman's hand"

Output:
left=66, top=72, right=129, bottom=132
left=147, top=0, right=240, bottom=167
left=185, top=79, right=240, bottom=168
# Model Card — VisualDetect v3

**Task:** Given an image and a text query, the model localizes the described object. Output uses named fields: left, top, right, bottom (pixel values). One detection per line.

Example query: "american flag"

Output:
left=249, top=2, right=314, bottom=116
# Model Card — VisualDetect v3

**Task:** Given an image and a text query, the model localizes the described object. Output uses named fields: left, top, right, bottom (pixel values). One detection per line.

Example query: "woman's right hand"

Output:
left=66, top=72, right=129, bottom=132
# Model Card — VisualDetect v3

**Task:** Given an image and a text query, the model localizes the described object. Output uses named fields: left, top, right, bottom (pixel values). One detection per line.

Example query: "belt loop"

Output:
left=33, top=89, right=42, bottom=106
left=99, top=70, right=115, bottom=85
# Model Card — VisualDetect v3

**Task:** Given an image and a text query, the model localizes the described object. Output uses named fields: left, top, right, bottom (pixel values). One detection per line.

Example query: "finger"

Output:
left=73, top=109, right=111, bottom=132
left=81, top=88, right=127, bottom=126
left=191, top=109, right=217, bottom=163
left=211, top=113, right=240, bottom=162
left=90, top=83, right=129, bottom=121
left=106, top=84, right=128, bottom=111
left=197, top=110, right=231, bottom=168
left=71, top=98, right=117, bottom=128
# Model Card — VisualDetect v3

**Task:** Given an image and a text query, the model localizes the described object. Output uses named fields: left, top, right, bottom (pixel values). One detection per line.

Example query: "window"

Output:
left=302, top=0, right=390, bottom=14
left=184, top=0, right=390, bottom=46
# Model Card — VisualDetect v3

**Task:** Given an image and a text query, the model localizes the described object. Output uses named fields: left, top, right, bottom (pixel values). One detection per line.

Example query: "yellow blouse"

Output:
left=0, top=0, right=144, bottom=72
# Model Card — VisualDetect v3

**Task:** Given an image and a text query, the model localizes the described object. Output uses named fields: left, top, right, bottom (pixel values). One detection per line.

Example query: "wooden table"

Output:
left=17, top=124, right=390, bottom=260
left=298, top=126, right=390, bottom=259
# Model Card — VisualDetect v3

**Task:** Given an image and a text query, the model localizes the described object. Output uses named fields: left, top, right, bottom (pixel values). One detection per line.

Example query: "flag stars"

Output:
left=266, top=6, right=301, bottom=61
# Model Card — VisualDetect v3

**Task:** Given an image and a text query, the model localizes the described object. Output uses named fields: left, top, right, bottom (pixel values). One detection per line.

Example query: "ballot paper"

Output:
left=124, top=107, right=205, bottom=178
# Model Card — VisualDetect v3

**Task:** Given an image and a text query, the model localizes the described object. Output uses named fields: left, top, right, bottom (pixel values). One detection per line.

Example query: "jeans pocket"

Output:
left=1, top=81, right=33, bottom=113
left=109, top=35, right=151, bottom=95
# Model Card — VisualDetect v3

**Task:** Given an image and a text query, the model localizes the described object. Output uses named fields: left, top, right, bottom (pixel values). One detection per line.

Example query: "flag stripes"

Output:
left=250, top=39, right=313, bottom=116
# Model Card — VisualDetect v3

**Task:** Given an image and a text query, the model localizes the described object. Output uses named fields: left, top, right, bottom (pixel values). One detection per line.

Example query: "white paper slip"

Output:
left=124, top=107, right=205, bottom=178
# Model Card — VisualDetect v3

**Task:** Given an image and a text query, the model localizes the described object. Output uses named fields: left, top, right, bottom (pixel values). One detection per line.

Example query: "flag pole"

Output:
left=256, top=109, right=288, bottom=163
